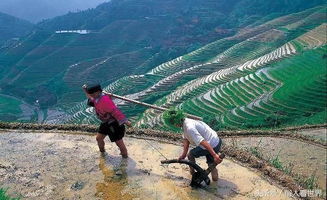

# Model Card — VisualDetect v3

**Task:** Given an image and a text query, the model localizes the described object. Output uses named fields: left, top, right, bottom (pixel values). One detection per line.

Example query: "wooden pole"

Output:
left=103, top=91, right=202, bottom=121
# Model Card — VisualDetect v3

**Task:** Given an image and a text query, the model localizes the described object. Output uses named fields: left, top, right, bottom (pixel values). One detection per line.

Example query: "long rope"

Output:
left=144, top=138, right=169, bottom=160
left=129, top=127, right=168, bottom=160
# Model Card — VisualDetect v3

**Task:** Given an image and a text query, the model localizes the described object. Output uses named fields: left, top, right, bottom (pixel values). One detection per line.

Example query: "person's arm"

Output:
left=103, top=94, right=132, bottom=126
left=178, top=139, right=190, bottom=160
left=102, top=96, right=131, bottom=126
left=200, top=140, right=222, bottom=164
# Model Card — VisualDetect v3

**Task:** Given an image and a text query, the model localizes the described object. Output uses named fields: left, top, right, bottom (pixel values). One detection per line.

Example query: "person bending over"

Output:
left=163, top=108, right=223, bottom=181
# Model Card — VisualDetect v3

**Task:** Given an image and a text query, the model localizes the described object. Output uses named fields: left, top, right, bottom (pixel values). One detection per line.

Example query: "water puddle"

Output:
left=0, top=130, right=293, bottom=199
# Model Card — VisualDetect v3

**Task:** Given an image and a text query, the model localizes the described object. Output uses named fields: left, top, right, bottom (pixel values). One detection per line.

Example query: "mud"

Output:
left=218, top=129, right=327, bottom=147
left=295, top=128, right=326, bottom=143
left=0, top=130, right=294, bottom=200
left=224, top=137, right=326, bottom=189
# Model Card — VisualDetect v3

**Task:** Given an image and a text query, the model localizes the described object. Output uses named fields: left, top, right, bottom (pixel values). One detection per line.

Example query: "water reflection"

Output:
left=95, top=153, right=136, bottom=200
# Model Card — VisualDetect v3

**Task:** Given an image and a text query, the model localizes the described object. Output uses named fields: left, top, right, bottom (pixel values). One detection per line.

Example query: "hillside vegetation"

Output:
left=62, top=6, right=327, bottom=131
left=0, top=1, right=325, bottom=127
left=0, top=0, right=325, bottom=110
left=0, top=12, right=33, bottom=45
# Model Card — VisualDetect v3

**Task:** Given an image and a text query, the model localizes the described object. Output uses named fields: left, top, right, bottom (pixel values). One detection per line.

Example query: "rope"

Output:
left=129, top=127, right=169, bottom=160
left=144, top=138, right=169, bottom=160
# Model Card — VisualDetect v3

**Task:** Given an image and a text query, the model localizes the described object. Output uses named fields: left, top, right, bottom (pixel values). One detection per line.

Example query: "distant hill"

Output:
left=0, top=0, right=108, bottom=23
left=0, top=0, right=325, bottom=123
left=38, top=0, right=326, bottom=30
left=0, top=12, right=33, bottom=45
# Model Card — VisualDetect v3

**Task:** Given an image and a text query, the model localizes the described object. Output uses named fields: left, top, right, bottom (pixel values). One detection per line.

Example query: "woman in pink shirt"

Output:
left=82, top=84, right=131, bottom=158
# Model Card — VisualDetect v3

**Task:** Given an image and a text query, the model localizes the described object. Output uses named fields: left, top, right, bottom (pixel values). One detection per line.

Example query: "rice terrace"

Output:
left=0, top=0, right=326, bottom=199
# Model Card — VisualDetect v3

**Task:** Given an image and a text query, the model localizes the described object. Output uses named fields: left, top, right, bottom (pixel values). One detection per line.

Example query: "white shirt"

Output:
left=183, top=118, right=220, bottom=149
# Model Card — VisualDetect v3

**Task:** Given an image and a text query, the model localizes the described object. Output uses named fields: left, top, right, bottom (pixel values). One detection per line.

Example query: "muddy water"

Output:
left=0, top=130, right=293, bottom=200
left=224, top=136, right=326, bottom=189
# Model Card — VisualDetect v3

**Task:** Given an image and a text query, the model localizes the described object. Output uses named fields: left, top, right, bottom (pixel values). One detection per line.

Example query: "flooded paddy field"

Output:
left=224, top=134, right=326, bottom=190
left=0, top=130, right=293, bottom=200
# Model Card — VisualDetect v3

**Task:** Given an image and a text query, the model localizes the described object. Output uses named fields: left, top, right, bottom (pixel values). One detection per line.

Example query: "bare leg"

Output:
left=96, top=133, right=106, bottom=152
left=187, top=153, right=196, bottom=175
left=115, top=139, right=128, bottom=158
left=211, top=167, right=218, bottom=181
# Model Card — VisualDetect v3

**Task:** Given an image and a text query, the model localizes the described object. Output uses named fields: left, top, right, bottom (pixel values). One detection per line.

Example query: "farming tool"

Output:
left=161, top=153, right=225, bottom=187
left=102, top=91, right=202, bottom=120
left=82, top=84, right=201, bottom=120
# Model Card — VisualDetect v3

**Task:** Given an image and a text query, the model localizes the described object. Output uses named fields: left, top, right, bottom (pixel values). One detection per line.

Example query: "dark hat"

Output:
left=86, top=84, right=102, bottom=94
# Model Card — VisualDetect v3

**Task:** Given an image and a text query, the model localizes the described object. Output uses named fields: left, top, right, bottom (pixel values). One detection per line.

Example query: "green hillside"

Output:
left=0, top=1, right=326, bottom=126
left=0, top=12, right=33, bottom=46
left=141, top=24, right=327, bottom=130
left=0, top=94, right=37, bottom=122
left=0, top=0, right=325, bottom=109
left=62, top=6, right=327, bottom=130
left=38, top=0, right=325, bottom=31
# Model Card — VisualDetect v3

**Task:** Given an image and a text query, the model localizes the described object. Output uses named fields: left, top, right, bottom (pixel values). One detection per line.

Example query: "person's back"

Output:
left=183, top=118, right=220, bottom=149
left=92, top=94, right=127, bottom=125
left=163, top=108, right=223, bottom=182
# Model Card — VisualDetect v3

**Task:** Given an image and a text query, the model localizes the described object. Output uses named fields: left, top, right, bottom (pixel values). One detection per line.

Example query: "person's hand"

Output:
left=125, top=121, right=132, bottom=127
left=213, top=153, right=223, bottom=165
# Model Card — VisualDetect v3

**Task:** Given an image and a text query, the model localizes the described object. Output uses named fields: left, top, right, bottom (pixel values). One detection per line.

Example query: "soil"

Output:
left=0, top=130, right=294, bottom=200
left=224, top=136, right=326, bottom=189
left=296, top=128, right=326, bottom=143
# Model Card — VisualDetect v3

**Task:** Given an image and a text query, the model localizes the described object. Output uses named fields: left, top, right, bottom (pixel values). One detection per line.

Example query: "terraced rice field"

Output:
left=62, top=7, right=326, bottom=132
left=135, top=23, right=326, bottom=130
left=1, top=6, right=326, bottom=199
left=0, top=94, right=37, bottom=122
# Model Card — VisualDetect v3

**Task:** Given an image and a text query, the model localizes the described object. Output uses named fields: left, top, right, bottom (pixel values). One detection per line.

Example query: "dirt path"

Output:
left=0, top=130, right=294, bottom=200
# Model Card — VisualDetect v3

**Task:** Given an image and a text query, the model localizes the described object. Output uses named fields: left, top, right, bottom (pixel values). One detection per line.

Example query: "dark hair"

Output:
left=86, top=84, right=102, bottom=94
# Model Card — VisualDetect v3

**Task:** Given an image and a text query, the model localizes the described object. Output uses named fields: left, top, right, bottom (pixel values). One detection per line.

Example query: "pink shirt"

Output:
left=90, top=93, right=127, bottom=125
